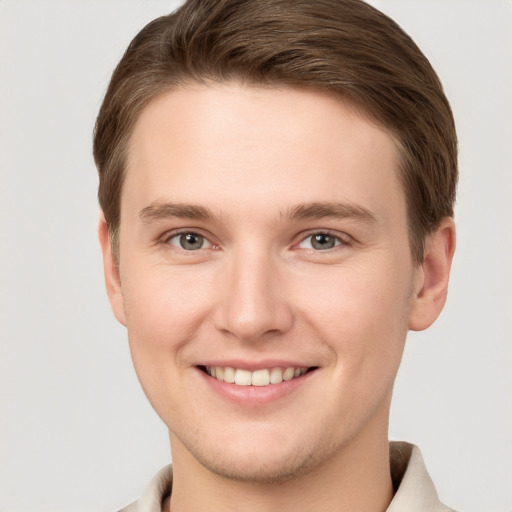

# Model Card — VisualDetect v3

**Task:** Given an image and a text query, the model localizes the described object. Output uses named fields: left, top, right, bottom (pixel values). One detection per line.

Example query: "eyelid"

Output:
left=156, top=227, right=353, bottom=252
left=159, top=228, right=218, bottom=250
left=294, top=230, right=353, bottom=250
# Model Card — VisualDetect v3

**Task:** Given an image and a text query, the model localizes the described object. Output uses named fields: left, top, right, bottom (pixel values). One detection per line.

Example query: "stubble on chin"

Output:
left=172, top=427, right=342, bottom=485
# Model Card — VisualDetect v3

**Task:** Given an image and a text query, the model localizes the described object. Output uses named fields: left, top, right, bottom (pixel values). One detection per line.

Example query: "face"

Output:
left=103, top=83, right=433, bottom=482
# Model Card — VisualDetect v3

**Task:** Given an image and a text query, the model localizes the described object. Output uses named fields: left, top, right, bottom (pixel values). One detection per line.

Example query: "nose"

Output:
left=212, top=248, right=294, bottom=342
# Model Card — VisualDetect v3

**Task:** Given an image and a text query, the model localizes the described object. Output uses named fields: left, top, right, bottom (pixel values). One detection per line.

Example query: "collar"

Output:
left=387, top=441, right=455, bottom=511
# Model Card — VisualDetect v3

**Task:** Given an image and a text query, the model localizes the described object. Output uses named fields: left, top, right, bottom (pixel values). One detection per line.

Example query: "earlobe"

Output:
left=408, top=217, right=456, bottom=331
left=98, top=213, right=127, bottom=326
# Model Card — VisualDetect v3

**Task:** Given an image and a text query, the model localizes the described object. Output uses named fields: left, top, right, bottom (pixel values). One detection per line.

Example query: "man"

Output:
left=93, top=0, right=457, bottom=510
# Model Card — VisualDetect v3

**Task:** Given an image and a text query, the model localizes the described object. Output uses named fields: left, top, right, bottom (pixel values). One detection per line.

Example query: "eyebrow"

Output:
left=288, top=201, right=377, bottom=224
left=139, top=202, right=214, bottom=223
left=139, top=200, right=377, bottom=224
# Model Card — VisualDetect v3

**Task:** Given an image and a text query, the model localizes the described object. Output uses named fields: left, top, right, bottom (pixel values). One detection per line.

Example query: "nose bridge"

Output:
left=214, top=243, right=293, bottom=340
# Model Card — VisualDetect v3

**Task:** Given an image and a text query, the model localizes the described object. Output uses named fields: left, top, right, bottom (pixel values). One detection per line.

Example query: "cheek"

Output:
left=122, top=265, right=213, bottom=344
left=293, top=257, right=412, bottom=368
left=119, top=265, right=216, bottom=421
left=119, top=265, right=215, bottom=396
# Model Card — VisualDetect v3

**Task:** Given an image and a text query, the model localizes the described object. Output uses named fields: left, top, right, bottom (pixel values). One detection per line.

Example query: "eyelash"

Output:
left=296, top=230, right=352, bottom=251
left=159, top=229, right=352, bottom=253
left=160, top=230, right=217, bottom=251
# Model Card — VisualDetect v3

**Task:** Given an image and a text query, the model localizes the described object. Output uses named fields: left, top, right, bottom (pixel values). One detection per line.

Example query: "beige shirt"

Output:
left=119, top=442, right=456, bottom=512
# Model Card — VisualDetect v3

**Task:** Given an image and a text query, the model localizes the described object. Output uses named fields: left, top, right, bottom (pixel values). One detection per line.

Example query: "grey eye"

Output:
left=180, top=233, right=204, bottom=250
left=298, top=233, right=341, bottom=250
left=168, top=232, right=208, bottom=250
left=311, top=233, right=336, bottom=250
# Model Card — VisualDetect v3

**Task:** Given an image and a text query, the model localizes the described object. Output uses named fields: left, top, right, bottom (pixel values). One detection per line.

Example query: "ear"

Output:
left=408, top=217, right=456, bottom=331
left=98, top=212, right=127, bottom=326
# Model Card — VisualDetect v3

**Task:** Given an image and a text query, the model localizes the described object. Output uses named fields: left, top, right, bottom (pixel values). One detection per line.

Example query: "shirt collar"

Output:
left=387, top=441, right=454, bottom=511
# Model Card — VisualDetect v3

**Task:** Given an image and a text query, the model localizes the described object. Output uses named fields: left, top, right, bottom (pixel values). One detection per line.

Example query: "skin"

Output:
left=99, top=83, right=455, bottom=512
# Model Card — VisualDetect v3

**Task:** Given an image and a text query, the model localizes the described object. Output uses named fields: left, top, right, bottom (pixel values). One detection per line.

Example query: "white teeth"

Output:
left=251, top=369, right=270, bottom=386
left=234, top=369, right=252, bottom=386
left=223, top=367, right=235, bottom=383
left=282, top=367, right=295, bottom=381
left=205, top=365, right=309, bottom=386
left=270, top=367, right=283, bottom=384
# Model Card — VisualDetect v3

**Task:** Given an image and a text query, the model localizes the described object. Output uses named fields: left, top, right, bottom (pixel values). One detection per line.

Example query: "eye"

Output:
left=166, top=232, right=212, bottom=251
left=298, top=232, right=343, bottom=251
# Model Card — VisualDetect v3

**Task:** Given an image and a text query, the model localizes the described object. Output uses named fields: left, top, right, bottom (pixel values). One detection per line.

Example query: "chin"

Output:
left=194, top=444, right=322, bottom=484
left=174, top=422, right=339, bottom=484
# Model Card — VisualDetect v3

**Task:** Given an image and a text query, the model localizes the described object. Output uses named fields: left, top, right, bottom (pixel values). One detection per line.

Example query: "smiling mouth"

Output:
left=199, top=365, right=317, bottom=387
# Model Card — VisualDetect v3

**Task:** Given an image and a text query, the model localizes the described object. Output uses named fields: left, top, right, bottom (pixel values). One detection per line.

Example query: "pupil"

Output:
left=312, top=234, right=335, bottom=250
left=180, top=233, right=203, bottom=250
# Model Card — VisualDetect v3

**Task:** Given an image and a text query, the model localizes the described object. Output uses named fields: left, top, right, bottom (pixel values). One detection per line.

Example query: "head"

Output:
left=94, top=0, right=457, bottom=266
left=94, top=0, right=457, bottom=486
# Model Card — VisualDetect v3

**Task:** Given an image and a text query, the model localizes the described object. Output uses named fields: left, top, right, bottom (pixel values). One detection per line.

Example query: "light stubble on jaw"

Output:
left=172, top=423, right=352, bottom=486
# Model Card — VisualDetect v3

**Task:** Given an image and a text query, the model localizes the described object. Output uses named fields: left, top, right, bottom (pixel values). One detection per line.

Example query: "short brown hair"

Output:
left=93, top=0, right=457, bottom=264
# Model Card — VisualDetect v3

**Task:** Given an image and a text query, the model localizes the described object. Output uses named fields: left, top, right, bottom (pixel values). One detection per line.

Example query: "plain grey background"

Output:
left=1, top=1, right=511, bottom=511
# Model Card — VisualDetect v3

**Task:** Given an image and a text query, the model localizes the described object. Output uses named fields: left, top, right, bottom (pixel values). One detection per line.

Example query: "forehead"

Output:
left=123, top=83, right=404, bottom=224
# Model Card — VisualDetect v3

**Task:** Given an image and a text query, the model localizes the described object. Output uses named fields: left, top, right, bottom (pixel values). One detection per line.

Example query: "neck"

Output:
left=168, top=425, right=393, bottom=512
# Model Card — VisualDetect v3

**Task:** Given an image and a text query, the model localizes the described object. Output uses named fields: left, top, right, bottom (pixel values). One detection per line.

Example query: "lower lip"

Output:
left=196, top=368, right=316, bottom=406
